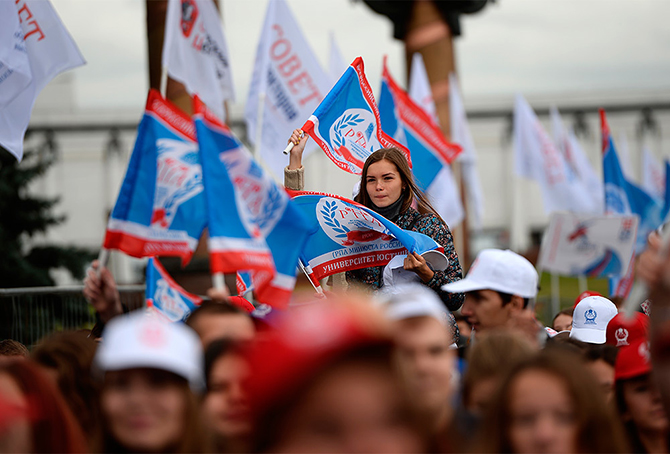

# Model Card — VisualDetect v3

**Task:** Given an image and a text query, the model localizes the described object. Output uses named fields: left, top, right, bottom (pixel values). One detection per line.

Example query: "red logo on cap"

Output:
left=139, top=323, right=168, bottom=348
left=615, top=328, right=629, bottom=346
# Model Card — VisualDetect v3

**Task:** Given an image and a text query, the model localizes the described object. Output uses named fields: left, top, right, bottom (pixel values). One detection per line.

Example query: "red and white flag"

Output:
left=641, top=146, right=665, bottom=201
left=0, top=0, right=85, bottom=161
left=162, top=0, right=234, bottom=121
left=448, top=72, right=485, bottom=230
left=245, top=0, right=331, bottom=179
left=0, top=0, right=31, bottom=108
left=514, top=95, right=592, bottom=214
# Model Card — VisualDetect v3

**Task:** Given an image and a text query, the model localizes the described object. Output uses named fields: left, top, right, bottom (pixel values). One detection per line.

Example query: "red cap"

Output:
left=244, top=301, right=390, bottom=417
left=606, top=312, right=649, bottom=347
left=615, top=337, right=651, bottom=381
left=228, top=295, right=255, bottom=313
left=573, top=291, right=602, bottom=309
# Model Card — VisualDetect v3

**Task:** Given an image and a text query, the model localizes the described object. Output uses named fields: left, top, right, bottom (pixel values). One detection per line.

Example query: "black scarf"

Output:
left=370, top=194, right=405, bottom=221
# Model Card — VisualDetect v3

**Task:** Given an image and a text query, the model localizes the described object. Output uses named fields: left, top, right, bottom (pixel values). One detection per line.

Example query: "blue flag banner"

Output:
left=104, top=90, right=207, bottom=265
left=601, top=109, right=662, bottom=254
left=194, top=98, right=316, bottom=308
left=146, top=257, right=202, bottom=322
left=288, top=190, right=443, bottom=281
left=302, top=57, right=411, bottom=175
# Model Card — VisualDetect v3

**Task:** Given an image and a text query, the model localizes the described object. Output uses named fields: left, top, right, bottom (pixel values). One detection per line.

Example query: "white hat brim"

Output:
left=569, top=327, right=606, bottom=344
left=441, top=277, right=492, bottom=294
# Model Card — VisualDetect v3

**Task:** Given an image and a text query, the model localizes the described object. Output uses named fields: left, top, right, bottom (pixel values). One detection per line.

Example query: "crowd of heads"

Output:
left=2, top=233, right=670, bottom=452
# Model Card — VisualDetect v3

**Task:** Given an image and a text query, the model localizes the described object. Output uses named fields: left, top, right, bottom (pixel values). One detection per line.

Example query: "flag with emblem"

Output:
left=146, top=257, right=202, bottom=322
left=302, top=57, right=411, bottom=175
left=194, top=97, right=316, bottom=308
left=162, top=0, right=234, bottom=120
left=378, top=58, right=463, bottom=226
left=245, top=0, right=331, bottom=179
left=104, top=90, right=207, bottom=265
left=0, top=0, right=31, bottom=108
left=0, top=0, right=85, bottom=161
left=288, top=190, right=443, bottom=281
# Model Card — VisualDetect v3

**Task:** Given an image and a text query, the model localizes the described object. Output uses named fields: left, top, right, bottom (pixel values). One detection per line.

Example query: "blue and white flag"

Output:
left=146, top=257, right=202, bottom=322
left=194, top=98, right=316, bottom=308
left=104, top=90, right=206, bottom=265
left=378, top=59, right=463, bottom=226
left=601, top=109, right=663, bottom=253
left=288, top=190, right=443, bottom=281
left=302, top=57, right=411, bottom=175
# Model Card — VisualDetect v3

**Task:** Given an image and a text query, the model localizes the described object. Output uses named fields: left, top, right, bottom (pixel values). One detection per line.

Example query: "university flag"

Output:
left=378, top=59, right=463, bottom=226
left=0, top=0, right=85, bottom=161
left=550, top=106, right=603, bottom=214
left=513, top=95, right=593, bottom=214
left=601, top=109, right=663, bottom=253
left=302, top=57, right=411, bottom=175
left=103, top=90, right=207, bottom=265
left=162, top=0, right=234, bottom=120
left=194, top=98, right=316, bottom=308
left=289, top=190, right=443, bottom=281
left=146, top=257, right=202, bottom=323
left=0, top=0, right=31, bottom=107
left=449, top=73, right=485, bottom=229
left=245, top=0, right=331, bottom=179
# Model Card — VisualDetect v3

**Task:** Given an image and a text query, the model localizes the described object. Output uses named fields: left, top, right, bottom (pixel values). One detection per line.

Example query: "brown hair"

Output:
left=354, top=148, right=440, bottom=218
left=0, top=339, right=29, bottom=357
left=0, top=360, right=88, bottom=453
left=463, top=330, right=537, bottom=410
left=477, top=349, right=628, bottom=453
left=552, top=308, right=574, bottom=329
left=97, top=368, right=209, bottom=453
left=186, top=300, right=246, bottom=329
left=31, top=330, right=100, bottom=445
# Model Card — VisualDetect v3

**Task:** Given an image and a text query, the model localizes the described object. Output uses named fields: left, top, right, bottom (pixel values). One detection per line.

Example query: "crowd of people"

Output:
left=1, top=136, right=670, bottom=453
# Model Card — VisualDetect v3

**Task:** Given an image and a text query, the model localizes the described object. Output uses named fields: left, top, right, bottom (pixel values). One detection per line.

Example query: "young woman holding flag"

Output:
left=285, top=129, right=463, bottom=311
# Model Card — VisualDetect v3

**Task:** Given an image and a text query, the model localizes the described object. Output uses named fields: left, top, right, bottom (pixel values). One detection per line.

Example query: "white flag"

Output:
left=514, top=95, right=592, bottom=214
left=406, top=53, right=463, bottom=227
left=328, top=31, right=347, bottom=84
left=550, top=106, right=604, bottom=214
left=162, top=0, right=234, bottom=120
left=641, top=146, right=665, bottom=201
left=449, top=73, right=485, bottom=230
left=0, top=0, right=85, bottom=161
left=0, top=0, right=31, bottom=108
left=617, top=132, right=633, bottom=179
left=245, top=0, right=331, bottom=179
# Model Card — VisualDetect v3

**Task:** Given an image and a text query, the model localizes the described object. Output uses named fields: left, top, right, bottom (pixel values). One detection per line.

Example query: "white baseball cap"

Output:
left=570, top=296, right=619, bottom=344
left=383, top=250, right=449, bottom=288
left=441, top=249, right=538, bottom=298
left=94, top=311, right=205, bottom=391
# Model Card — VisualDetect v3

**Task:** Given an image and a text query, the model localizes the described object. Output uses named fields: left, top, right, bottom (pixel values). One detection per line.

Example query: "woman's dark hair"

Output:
left=477, top=349, right=628, bottom=453
left=0, top=359, right=88, bottom=453
left=96, top=368, right=209, bottom=453
left=31, top=330, right=100, bottom=444
left=552, top=308, right=574, bottom=328
left=354, top=148, right=440, bottom=218
left=204, top=338, right=246, bottom=391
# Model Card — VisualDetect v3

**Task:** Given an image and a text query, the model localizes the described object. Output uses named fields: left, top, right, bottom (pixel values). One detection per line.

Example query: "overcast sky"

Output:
left=50, top=0, right=670, bottom=112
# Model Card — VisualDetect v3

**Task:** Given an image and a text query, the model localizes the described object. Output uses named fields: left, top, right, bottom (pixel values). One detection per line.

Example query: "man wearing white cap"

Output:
left=442, top=249, right=538, bottom=336
left=380, top=284, right=458, bottom=435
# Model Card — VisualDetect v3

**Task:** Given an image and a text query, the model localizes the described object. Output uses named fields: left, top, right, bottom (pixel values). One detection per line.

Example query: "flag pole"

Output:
left=298, top=259, right=325, bottom=296
left=96, top=248, right=110, bottom=278
left=212, top=272, right=226, bottom=291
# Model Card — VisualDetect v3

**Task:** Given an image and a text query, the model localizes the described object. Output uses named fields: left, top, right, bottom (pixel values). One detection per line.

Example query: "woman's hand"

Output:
left=83, top=260, right=123, bottom=323
left=287, top=129, right=308, bottom=170
left=403, top=252, right=435, bottom=283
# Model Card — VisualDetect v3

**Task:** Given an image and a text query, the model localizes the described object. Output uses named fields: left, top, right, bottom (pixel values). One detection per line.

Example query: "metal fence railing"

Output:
left=0, top=285, right=145, bottom=347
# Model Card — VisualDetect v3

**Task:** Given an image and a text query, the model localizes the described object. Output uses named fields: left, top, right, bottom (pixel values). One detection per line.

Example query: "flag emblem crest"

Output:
left=604, top=183, right=631, bottom=214
left=152, top=139, right=203, bottom=228
left=153, top=279, right=193, bottom=322
left=317, top=198, right=394, bottom=247
left=330, top=109, right=376, bottom=170
left=179, top=0, right=198, bottom=37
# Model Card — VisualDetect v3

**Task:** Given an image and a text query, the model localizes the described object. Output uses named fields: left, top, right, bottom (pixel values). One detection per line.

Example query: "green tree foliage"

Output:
left=0, top=147, right=94, bottom=287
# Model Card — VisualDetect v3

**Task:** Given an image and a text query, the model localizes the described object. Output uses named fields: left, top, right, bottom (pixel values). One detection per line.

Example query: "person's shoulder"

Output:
left=415, top=212, right=446, bottom=228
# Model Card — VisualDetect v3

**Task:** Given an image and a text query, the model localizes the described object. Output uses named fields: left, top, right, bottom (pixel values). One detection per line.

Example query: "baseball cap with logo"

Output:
left=569, top=296, right=618, bottom=344
left=606, top=312, right=650, bottom=347
left=383, top=251, right=449, bottom=289
left=441, top=249, right=538, bottom=298
left=94, top=311, right=204, bottom=391
left=615, top=337, right=651, bottom=381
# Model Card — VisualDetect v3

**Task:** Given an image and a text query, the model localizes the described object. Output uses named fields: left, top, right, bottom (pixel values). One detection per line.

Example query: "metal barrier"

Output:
left=0, top=285, right=145, bottom=347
